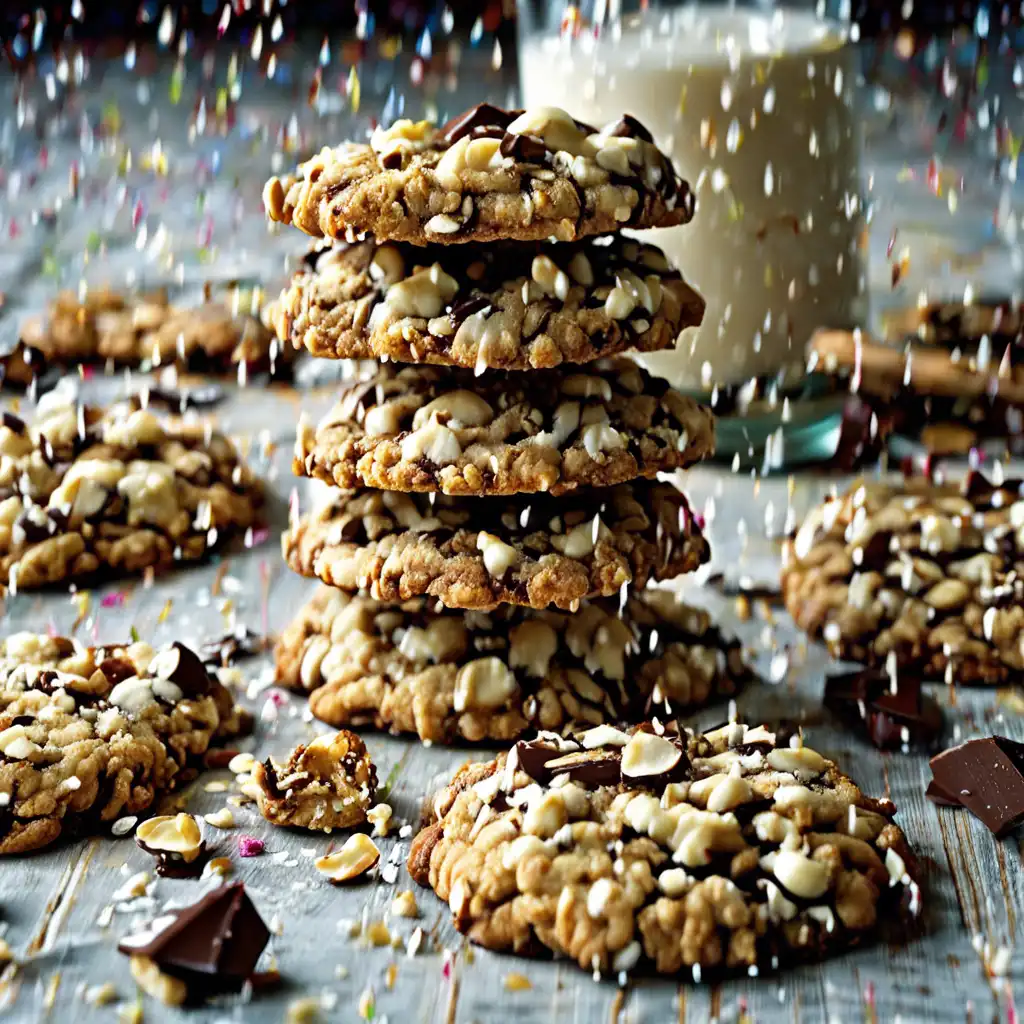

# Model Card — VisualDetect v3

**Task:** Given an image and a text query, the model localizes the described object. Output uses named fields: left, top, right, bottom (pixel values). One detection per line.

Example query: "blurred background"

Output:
left=1, top=0, right=1023, bottom=470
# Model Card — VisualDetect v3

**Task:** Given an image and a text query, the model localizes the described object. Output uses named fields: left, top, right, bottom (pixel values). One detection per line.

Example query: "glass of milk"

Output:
left=517, top=2, right=867, bottom=392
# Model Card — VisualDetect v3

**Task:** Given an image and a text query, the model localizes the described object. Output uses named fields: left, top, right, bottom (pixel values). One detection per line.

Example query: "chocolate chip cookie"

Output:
left=294, top=361, right=714, bottom=497
left=0, top=634, right=247, bottom=854
left=253, top=730, right=377, bottom=832
left=263, top=104, right=693, bottom=246
left=275, top=586, right=747, bottom=744
left=407, top=720, right=918, bottom=976
left=282, top=482, right=708, bottom=611
left=270, top=235, right=704, bottom=371
left=0, top=394, right=262, bottom=592
left=782, top=472, right=1024, bottom=683
left=6, top=288, right=291, bottom=387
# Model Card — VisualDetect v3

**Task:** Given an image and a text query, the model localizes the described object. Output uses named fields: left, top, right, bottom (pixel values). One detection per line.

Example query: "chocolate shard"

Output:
left=925, top=778, right=961, bottom=807
left=198, top=627, right=265, bottom=667
left=499, top=131, right=548, bottom=163
left=149, top=642, right=212, bottom=697
left=541, top=748, right=623, bottom=787
left=439, top=103, right=520, bottom=145
left=145, top=384, right=225, bottom=412
left=118, top=883, right=270, bottom=996
left=1, top=412, right=26, bottom=435
left=823, top=669, right=943, bottom=751
left=930, top=736, right=1024, bottom=836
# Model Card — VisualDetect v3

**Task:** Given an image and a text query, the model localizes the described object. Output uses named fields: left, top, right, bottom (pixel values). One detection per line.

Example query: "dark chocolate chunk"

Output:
left=929, top=736, right=1024, bottom=836
left=144, top=385, right=225, bottom=412
left=823, top=669, right=943, bottom=751
left=136, top=837, right=209, bottom=878
left=513, top=739, right=567, bottom=783
left=118, top=883, right=270, bottom=996
left=925, top=778, right=961, bottom=807
left=541, top=748, right=623, bottom=787
left=198, top=627, right=265, bottom=667
left=604, top=114, right=654, bottom=143
left=148, top=642, right=212, bottom=697
left=500, top=131, right=548, bottom=163
left=99, top=657, right=140, bottom=686
left=2, top=412, right=26, bottom=435
left=439, top=103, right=520, bottom=146
left=380, top=150, right=403, bottom=170
left=447, top=295, right=492, bottom=327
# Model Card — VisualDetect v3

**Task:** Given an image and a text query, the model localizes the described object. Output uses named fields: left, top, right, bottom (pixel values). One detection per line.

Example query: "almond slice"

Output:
left=315, top=833, right=380, bottom=884
left=620, top=732, right=682, bottom=779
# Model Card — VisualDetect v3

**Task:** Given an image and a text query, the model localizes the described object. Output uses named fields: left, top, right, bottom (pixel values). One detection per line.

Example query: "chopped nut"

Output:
left=367, top=803, right=394, bottom=837
left=129, top=955, right=187, bottom=1007
left=391, top=890, right=419, bottom=918
left=136, top=813, right=204, bottom=862
left=203, top=808, right=236, bottom=829
left=315, top=833, right=381, bottom=883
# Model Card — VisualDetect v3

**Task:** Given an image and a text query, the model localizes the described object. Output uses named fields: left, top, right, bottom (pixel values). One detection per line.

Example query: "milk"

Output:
left=519, top=8, right=865, bottom=390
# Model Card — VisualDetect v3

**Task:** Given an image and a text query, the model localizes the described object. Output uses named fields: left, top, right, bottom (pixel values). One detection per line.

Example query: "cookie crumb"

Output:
left=391, top=891, right=418, bottom=918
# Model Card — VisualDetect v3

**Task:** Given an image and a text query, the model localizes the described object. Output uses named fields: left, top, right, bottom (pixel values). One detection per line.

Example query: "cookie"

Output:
left=282, top=482, right=708, bottom=611
left=882, top=297, right=1024, bottom=349
left=263, top=104, right=693, bottom=246
left=0, top=633, right=247, bottom=854
left=0, top=394, right=262, bottom=592
left=294, top=361, right=714, bottom=497
left=8, top=288, right=291, bottom=386
left=809, top=328, right=1024, bottom=405
left=275, top=586, right=747, bottom=744
left=270, top=236, right=705, bottom=372
left=407, top=719, right=918, bottom=977
left=253, top=730, right=377, bottom=832
left=782, top=472, right=1024, bottom=684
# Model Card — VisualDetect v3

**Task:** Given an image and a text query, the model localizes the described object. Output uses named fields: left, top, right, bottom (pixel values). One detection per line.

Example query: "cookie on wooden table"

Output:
left=263, top=104, right=694, bottom=246
left=0, top=394, right=262, bottom=593
left=0, top=634, right=248, bottom=854
left=275, top=586, right=747, bottom=744
left=407, top=719, right=918, bottom=977
left=7, top=287, right=291, bottom=385
left=293, top=360, right=715, bottom=497
left=270, top=235, right=704, bottom=372
left=782, top=472, right=1024, bottom=684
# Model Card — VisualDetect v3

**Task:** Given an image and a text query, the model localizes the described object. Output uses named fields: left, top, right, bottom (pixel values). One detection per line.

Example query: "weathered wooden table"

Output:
left=0, top=34, right=1021, bottom=1024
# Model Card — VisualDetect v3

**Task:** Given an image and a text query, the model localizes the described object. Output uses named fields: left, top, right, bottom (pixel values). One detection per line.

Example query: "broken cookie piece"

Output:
left=253, top=730, right=377, bottom=832
left=408, top=719, right=918, bottom=978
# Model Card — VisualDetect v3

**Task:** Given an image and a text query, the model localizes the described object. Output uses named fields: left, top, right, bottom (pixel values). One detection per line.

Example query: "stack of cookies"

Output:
left=264, top=103, right=736, bottom=744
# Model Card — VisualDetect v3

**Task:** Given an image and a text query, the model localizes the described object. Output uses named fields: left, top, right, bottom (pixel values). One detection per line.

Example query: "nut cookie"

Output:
left=782, top=472, right=1024, bottom=683
left=275, top=586, right=747, bottom=744
left=253, top=730, right=377, bottom=832
left=263, top=104, right=693, bottom=246
left=0, top=633, right=247, bottom=854
left=270, top=236, right=705, bottom=372
left=282, top=483, right=708, bottom=611
left=407, top=720, right=918, bottom=976
left=7, top=287, right=291, bottom=386
left=294, top=361, right=714, bottom=497
left=0, top=394, right=262, bottom=593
